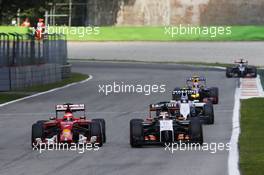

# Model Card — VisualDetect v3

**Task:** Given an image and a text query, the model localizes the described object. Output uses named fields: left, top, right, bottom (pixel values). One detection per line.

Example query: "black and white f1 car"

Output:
left=226, top=59, right=257, bottom=78
left=171, top=89, right=214, bottom=124
left=130, top=100, right=203, bottom=147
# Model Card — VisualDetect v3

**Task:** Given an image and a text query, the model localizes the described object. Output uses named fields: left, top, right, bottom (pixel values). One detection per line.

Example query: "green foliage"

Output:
left=0, top=0, right=53, bottom=25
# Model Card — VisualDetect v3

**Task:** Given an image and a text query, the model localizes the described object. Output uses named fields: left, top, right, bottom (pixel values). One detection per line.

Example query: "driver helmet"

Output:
left=192, top=76, right=200, bottom=88
left=181, top=89, right=189, bottom=102
left=159, top=111, right=169, bottom=118
left=63, top=112, right=73, bottom=121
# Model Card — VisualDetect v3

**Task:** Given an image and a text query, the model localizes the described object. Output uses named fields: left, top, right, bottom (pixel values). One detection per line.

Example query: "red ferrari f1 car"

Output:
left=31, top=103, right=106, bottom=147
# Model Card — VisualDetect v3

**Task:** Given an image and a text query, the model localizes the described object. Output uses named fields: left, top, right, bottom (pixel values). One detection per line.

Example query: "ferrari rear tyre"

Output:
left=92, top=119, right=106, bottom=143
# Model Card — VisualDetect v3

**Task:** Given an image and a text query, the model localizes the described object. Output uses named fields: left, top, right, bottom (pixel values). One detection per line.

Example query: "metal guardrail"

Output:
left=0, top=32, right=67, bottom=67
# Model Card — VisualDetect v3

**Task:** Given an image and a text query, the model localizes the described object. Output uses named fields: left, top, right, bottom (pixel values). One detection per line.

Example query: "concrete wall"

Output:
left=0, top=64, right=62, bottom=91
left=200, top=0, right=264, bottom=25
left=116, top=0, right=264, bottom=25
left=85, top=0, right=264, bottom=26
left=85, top=0, right=122, bottom=26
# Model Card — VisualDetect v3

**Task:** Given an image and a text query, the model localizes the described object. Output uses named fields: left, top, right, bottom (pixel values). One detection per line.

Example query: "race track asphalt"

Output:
left=0, top=62, right=237, bottom=175
left=68, top=42, right=264, bottom=66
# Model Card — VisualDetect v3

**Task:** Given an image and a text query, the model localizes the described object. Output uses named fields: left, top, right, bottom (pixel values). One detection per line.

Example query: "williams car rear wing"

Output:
left=172, top=89, right=196, bottom=96
left=235, top=59, right=248, bottom=64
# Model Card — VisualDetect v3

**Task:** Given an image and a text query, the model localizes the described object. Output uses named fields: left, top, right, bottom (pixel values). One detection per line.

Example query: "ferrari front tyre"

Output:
left=91, top=122, right=103, bottom=147
left=92, top=119, right=106, bottom=143
left=90, top=122, right=103, bottom=147
left=130, top=119, right=144, bottom=148
left=190, top=117, right=203, bottom=144
left=31, top=122, right=44, bottom=148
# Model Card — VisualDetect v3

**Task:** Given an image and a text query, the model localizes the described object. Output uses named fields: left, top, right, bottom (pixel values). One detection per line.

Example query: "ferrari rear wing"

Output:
left=56, top=104, right=85, bottom=112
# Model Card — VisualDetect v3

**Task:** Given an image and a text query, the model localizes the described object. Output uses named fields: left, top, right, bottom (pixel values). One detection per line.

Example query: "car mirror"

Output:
left=49, top=116, right=55, bottom=120
left=80, top=116, right=86, bottom=119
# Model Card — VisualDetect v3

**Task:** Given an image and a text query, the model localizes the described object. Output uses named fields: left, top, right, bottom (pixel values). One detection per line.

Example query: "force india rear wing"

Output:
left=56, top=104, right=85, bottom=112
left=149, top=101, right=178, bottom=111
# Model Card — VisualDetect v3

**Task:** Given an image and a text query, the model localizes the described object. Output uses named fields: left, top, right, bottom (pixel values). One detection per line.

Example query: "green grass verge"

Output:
left=1, top=25, right=264, bottom=41
left=0, top=94, right=28, bottom=104
left=55, top=26, right=264, bottom=41
left=240, top=98, right=264, bottom=175
left=0, top=72, right=88, bottom=104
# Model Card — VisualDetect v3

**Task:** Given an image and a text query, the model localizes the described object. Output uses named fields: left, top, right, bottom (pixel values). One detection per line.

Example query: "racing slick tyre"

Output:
left=251, top=67, right=257, bottom=78
left=172, top=87, right=181, bottom=101
left=91, top=122, right=103, bottom=147
left=190, top=117, right=203, bottom=144
left=31, top=122, right=44, bottom=148
left=204, top=103, right=214, bottom=124
left=226, top=68, right=232, bottom=78
left=92, top=119, right=106, bottom=143
left=36, top=120, right=47, bottom=124
left=160, top=131, right=173, bottom=144
left=130, top=119, right=144, bottom=148
left=209, top=87, right=219, bottom=104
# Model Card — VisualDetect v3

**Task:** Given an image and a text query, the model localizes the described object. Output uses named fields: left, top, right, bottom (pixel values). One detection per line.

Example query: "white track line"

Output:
left=0, top=76, right=93, bottom=108
left=256, top=75, right=264, bottom=96
left=228, top=87, right=241, bottom=175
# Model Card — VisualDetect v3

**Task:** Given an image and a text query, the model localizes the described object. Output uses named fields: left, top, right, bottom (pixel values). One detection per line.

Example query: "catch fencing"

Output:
left=0, top=32, right=67, bottom=67
left=0, top=32, right=68, bottom=91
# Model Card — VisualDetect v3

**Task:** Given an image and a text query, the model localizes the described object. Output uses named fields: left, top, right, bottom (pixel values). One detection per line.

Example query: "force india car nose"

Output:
left=31, top=103, right=106, bottom=147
